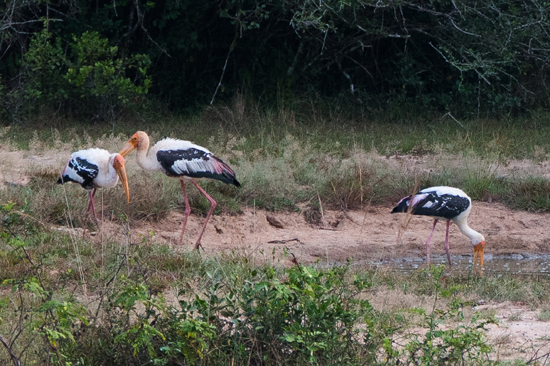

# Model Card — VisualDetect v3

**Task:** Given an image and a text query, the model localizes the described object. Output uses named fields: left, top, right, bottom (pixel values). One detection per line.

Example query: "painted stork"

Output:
left=57, top=148, right=130, bottom=222
left=118, top=131, right=240, bottom=249
left=391, top=186, right=485, bottom=271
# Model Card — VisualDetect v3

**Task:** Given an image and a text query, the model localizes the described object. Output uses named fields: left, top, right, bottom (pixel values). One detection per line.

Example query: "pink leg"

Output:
left=179, top=180, right=192, bottom=244
left=85, top=189, right=99, bottom=223
left=425, top=219, right=438, bottom=264
left=444, top=220, right=452, bottom=265
left=90, top=189, right=98, bottom=223
left=85, top=189, right=95, bottom=215
left=190, top=179, right=217, bottom=250
left=83, top=189, right=97, bottom=238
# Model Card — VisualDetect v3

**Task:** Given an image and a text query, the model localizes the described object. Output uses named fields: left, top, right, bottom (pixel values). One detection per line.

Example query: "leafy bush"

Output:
left=23, top=28, right=151, bottom=121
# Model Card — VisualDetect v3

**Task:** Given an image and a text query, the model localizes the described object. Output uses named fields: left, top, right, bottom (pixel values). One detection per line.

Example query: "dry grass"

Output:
left=537, top=308, right=550, bottom=322
left=1, top=123, right=550, bottom=231
left=2, top=94, right=550, bottom=218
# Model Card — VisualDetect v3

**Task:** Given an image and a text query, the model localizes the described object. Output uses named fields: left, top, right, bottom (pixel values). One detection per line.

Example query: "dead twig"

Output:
left=267, top=238, right=304, bottom=245
left=287, top=250, right=303, bottom=272
left=318, top=227, right=341, bottom=231
left=210, top=32, right=237, bottom=105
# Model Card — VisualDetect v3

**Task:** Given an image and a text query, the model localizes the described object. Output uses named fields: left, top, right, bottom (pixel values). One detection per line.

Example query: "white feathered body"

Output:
left=392, top=186, right=484, bottom=246
left=58, top=148, right=120, bottom=189
left=136, top=138, right=240, bottom=186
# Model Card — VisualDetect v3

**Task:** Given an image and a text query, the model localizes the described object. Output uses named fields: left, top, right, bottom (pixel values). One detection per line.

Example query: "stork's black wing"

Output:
left=157, top=149, right=240, bottom=186
left=392, top=191, right=470, bottom=219
left=57, top=157, right=99, bottom=190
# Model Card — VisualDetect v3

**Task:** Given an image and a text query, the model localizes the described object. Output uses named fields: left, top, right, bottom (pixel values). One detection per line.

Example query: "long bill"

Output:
left=119, top=141, right=136, bottom=158
left=115, top=164, right=131, bottom=203
left=473, top=241, right=485, bottom=273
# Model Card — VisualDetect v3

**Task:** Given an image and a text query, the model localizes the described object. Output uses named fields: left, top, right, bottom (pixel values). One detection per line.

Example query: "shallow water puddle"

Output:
left=352, top=254, right=550, bottom=276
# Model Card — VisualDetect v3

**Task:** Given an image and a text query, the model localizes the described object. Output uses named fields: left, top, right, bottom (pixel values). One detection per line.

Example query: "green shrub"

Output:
left=23, top=28, right=151, bottom=122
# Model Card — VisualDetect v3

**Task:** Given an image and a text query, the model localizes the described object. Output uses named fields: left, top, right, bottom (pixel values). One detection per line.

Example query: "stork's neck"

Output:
left=106, top=161, right=119, bottom=184
left=95, top=156, right=119, bottom=188
left=454, top=217, right=484, bottom=245
left=136, top=134, right=159, bottom=171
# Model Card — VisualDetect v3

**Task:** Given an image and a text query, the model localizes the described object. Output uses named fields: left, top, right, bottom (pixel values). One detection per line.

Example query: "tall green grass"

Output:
left=5, top=95, right=550, bottom=158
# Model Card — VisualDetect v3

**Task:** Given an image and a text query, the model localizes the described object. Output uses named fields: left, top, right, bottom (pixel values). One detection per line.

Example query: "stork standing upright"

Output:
left=118, top=131, right=240, bottom=249
left=58, top=148, right=130, bottom=222
left=391, top=186, right=485, bottom=271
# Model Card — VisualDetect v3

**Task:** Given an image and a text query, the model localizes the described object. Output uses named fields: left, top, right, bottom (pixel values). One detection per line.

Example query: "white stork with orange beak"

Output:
left=119, top=131, right=240, bottom=249
left=391, top=186, right=485, bottom=272
left=58, top=148, right=130, bottom=222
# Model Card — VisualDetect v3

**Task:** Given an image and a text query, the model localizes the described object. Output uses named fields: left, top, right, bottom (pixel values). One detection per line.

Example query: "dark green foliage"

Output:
left=199, top=264, right=377, bottom=365
left=3, top=0, right=550, bottom=119
left=22, top=28, right=151, bottom=122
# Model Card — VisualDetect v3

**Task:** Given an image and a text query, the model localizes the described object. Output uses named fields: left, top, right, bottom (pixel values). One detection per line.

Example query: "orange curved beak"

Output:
left=114, top=160, right=130, bottom=203
left=473, top=241, right=485, bottom=274
left=119, top=140, right=136, bottom=158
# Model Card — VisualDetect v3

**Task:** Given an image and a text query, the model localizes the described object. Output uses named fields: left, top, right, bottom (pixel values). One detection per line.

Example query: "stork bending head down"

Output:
left=391, top=186, right=485, bottom=273
left=58, top=148, right=130, bottom=222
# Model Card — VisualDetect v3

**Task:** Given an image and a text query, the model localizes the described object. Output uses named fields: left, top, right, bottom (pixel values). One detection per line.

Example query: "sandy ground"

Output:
left=129, top=202, right=550, bottom=264
left=3, top=142, right=550, bottom=362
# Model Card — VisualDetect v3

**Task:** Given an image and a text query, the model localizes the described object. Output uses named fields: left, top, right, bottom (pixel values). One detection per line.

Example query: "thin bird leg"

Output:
left=85, top=189, right=95, bottom=216
left=444, top=220, right=452, bottom=265
left=89, top=189, right=99, bottom=223
left=425, top=219, right=438, bottom=264
left=179, top=180, right=192, bottom=245
left=84, top=189, right=99, bottom=221
left=190, top=179, right=217, bottom=250
left=83, top=189, right=97, bottom=238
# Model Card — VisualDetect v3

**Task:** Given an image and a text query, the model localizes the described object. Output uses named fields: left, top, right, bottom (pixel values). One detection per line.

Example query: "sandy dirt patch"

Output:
left=479, top=303, right=550, bottom=362
left=113, top=202, right=550, bottom=265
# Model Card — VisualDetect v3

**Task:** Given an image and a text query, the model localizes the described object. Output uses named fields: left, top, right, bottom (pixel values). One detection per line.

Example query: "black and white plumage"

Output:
left=57, top=148, right=130, bottom=222
left=119, top=131, right=240, bottom=249
left=391, top=186, right=485, bottom=271
left=156, top=147, right=239, bottom=185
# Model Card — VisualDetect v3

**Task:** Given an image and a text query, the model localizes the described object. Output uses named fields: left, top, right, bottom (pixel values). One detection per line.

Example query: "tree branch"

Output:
left=0, top=335, right=20, bottom=366
left=210, top=32, right=237, bottom=105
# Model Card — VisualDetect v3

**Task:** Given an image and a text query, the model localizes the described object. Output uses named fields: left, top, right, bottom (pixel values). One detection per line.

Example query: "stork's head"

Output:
left=119, top=131, right=149, bottom=157
left=112, top=154, right=130, bottom=203
left=471, top=233, right=485, bottom=246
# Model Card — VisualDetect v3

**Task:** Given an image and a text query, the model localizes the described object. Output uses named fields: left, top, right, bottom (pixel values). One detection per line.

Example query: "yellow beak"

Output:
left=115, top=164, right=130, bottom=203
left=473, top=241, right=485, bottom=275
left=119, top=141, right=136, bottom=158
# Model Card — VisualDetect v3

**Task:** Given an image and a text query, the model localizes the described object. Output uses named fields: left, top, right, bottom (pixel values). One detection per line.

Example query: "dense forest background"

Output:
left=2, top=0, right=550, bottom=122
